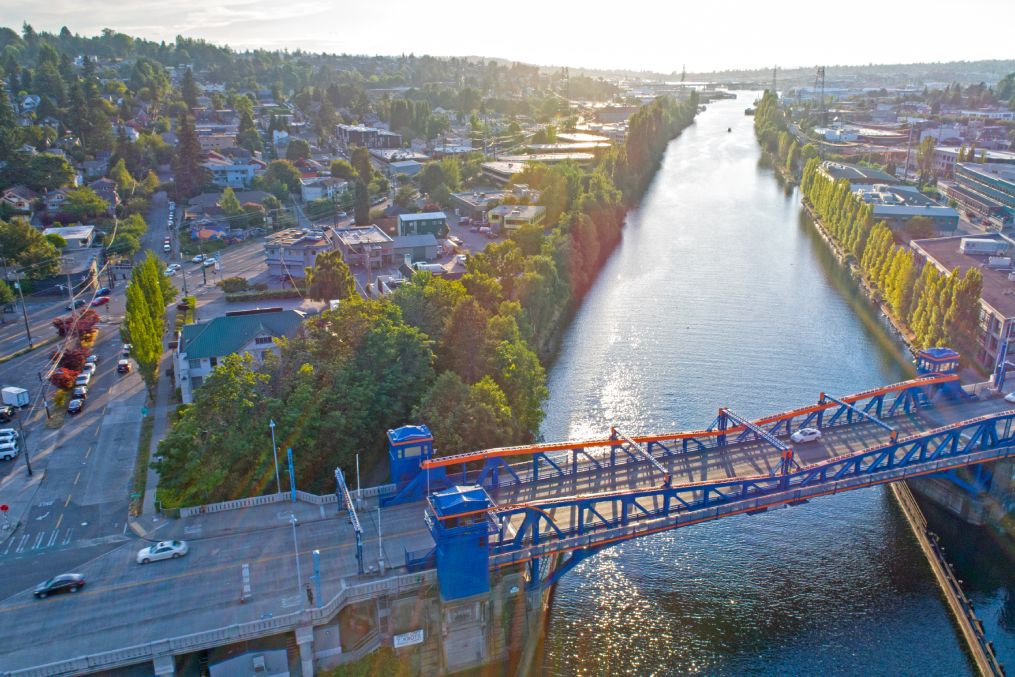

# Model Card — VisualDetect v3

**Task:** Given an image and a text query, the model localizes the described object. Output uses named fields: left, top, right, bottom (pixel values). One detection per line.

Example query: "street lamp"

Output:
left=269, top=419, right=280, bottom=494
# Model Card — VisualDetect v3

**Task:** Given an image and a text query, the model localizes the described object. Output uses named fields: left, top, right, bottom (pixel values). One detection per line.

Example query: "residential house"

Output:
left=392, top=233, right=440, bottom=262
left=300, top=177, right=348, bottom=202
left=203, top=153, right=266, bottom=188
left=43, top=225, right=95, bottom=249
left=80, top=159, right=109, bottom=180
left=1, top=185, right=38, bottom=213
left=88, top=177, right=120, bottom=214
left=173, top=308, right=305, bottom=404
left=19, top=95, right=40, bottom=115
left=397, top=211, right=448, bottom=237
left=45, top=187, right=71, bottom=212
left=488, top=204, right=546, bottom=231
left=335, top=226, right=395, bottom=269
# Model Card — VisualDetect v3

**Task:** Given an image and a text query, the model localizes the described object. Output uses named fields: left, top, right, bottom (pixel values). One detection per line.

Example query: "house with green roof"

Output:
left=173, top=308, right=305, bottom=403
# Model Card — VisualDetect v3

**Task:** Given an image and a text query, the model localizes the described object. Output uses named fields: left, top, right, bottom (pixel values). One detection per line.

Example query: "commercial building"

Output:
left=392, top=233, right=440, bottom=262
left=334, top=225, right=394, bottom=269
left=488, top=204, right=546, bottom=231
left=263, top=228, right=336, bottom=280
left=946, top=163, right=1015, bottom=230
left=300, top=177, right=348, bottom=202
left=818, top=161, right=898, bottom=189
left=389, top=160, right=423, bottom=177
left=197, top=133, right=238, bottom=152
left=43, top=225, right=95, bottom=249
left=933, top=147, right=1015, bottom=178
left=397, top=211, right=448, bottom=237
left=910, top=234, right=1015, bottom=378
left=336, top=124, right=402, bottom=149
left=174, top=308, right=305, bottom=404
left=854, top=184, right=959, bottom=232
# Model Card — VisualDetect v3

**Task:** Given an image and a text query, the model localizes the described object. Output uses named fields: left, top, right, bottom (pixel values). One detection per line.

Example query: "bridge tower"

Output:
left=426, top=485, right=496, bottom=600
left=916, top=347, right=966, bottom=399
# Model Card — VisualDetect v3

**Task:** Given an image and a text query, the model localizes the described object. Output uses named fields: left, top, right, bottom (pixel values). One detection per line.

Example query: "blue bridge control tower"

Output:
left=387, top=425, right=435, bottom=486
left=916, top=347, right=967, bottom=399
left=426, top=485, right=496, bottom=601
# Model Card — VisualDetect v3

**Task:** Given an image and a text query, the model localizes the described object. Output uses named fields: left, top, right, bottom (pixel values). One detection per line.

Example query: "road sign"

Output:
left=141, top=406, right=149, bottom=417
left=0, top=505, right=8, bottom=512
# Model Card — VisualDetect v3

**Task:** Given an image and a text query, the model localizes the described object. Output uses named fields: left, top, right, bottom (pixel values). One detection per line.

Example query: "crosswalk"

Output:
left=1, top=529, right=128, bottom=558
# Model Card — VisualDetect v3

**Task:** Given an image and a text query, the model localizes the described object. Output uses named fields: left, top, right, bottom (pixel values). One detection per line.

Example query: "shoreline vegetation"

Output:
left=156, top=94, right=699, bottom=508
left=753, top=91, right=983, bottom=371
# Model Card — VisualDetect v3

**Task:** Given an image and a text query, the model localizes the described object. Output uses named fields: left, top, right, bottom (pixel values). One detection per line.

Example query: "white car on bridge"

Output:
left=790, top=427, right=822, bottom=443
left=136, top=540, right=189, bottom=564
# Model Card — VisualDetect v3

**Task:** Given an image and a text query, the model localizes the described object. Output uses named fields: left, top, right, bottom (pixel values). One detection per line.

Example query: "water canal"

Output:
left=535, top=92, right=1013, bottom=675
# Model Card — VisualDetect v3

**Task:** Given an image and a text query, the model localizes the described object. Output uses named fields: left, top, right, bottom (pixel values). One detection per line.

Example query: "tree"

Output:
left=44, top=233, right=66, bottom=250
left=123, top=252, right=169, bottom=395
left=331, top=159, right=356, bottom=181
left=0, top=279, right=15, bottom=310
left=285, top=138, right=310, bottom=161
left=173, top=112, right=205, bottom=197
left=0, top=217, right=60, bottom=278
left=394, top=185, right=416, bottom=209
left=262, top=160, right=302, bottom=195
left=181, top=67, right=199, bottom=109
left=916, top=137, right=936, bottom=183
left=219, top=186, right=243, bottom=216
left=353, top=179, right=369, bottom=225
left=305, top=250, right=356, bottom=301
left=391, top=271, right=466, bottom=345
left=438, top=298, right=490, bottom=383
left=350, top=146, right=371, bottom=181
left=413, top=372, right=515, bottom=453
left=109, top=158, right=137, bottom=196
left=62, top=187, right=108, bottom=220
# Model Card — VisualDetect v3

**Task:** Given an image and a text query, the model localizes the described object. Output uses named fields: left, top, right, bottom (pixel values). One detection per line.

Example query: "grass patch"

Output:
left=129, top=415, right=155, bottom=517
left=320, top=648, right=413, bottom=677
left=179, top=230, right=230, bottom=257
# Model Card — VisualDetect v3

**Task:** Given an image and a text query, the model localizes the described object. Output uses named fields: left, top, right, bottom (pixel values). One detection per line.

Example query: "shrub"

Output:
left=59, top=347, right=89, bottom=371
left=217, top=276, right=250, bottom=293
left=224, top=288, right=305, bottom=302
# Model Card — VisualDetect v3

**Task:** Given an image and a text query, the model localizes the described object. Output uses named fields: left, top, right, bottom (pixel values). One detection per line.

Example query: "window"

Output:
left=209, top=357, right=218, bottom=368
left=255, top=336, right=274, bottom=345
left=188, top=359, right=201, bottom=370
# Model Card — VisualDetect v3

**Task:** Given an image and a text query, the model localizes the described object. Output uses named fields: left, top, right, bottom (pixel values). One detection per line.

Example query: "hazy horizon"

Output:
left=3, top=0, right=1013, bottom=75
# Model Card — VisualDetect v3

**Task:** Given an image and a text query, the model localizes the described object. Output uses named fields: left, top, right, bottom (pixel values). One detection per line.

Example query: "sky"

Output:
left=2, top=0, right=1013, bottom=74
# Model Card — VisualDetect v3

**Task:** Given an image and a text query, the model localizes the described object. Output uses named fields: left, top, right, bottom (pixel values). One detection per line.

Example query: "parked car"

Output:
left=33, top=574, right=85, bottom=598
left=85, top=354, right=99, bottom=365
left=203, top=257, right=218, bottom=268
left=117, top=359, right=131, bottom=374
left=0, top=428, right=17, bottom=442
left=0, top=439, right=18, bottom=461
left=72, top=385, right=88, bottom=400
left=81, top=363, right=96, bottom=375
left=191, top=254, right=204, bottom=263
left=0, top=405, right=13, bottom=423
left=74, top=373, right=91, bottom=387
left=136, top=540, right=189, bottom=564
left=95, top=287, right=111, bottom=296
left=163, top=243, right=171, bottom=252
left=65, top=298, right=86, bottom=310
left=122, top=343, right=132, bottom=357
left=790, top=427, right=822, bottom=443
left=66, top=399, right=84, bottom=415
left=90, top=296, right=110, bottom=307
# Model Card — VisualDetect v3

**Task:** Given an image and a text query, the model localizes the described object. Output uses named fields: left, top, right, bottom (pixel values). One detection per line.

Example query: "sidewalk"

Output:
left=0, top=414, right=60, bottom=544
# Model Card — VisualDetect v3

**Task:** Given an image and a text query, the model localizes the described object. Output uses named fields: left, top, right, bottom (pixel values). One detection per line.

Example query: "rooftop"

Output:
left=957, top=162, right=1015, bottom=184
left=335, top=225, right=393, bottom=247
left=392, top=233, right=439, bottom=248
left=265, top=228, right=333, bottom=248
left=398, top=211, right=447, bottom=222
left=43, top=225, right=95, bottom=239
left=940, top=147, right=1015, bottom=164
left=180, top=308, right=305, bottom=360
left=490, top=204, right=546, bottom=219
left=911, top=234, right=1015, bottom=318
left=820, top=161, right=898, bottom=185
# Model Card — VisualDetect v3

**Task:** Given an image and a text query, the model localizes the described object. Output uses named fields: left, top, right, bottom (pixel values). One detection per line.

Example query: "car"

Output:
left=0, top=405, right=13, bottom=423
left=0, top=440, right=18, bottom=461
left=74, top=372, right=91, bottom=387
left=72, top=385, right=88, bottom=399
left=203, top=257, right=218, bottom=267
left=122, top=343, right=132, bottom=356
left=95, top=287, right=111, bottom=296
left=790, top=427, right=822, bottom=443
left=337, top=211, right=347, bottom=218
left=65, top=298, right=86, bottom=310
left=85, top=354, right=99, bottom=365
left=90, top=296, right=110, bottom=307
left=81, top=363, right=96, bottom=375
left=0, top=428, right=17, bottom=441
left=117, top=359, right=131, bottom=374
left=1004, top=392, right=1015, bottom=403
left=163, top=243, right=172, bottom=252
left=66, top=399, right=84, bottom=415
left=136, top=540, right=189, bottom=564
left=33, top=574, right=85, bottom=598
left=191, top=254, right=205, bottom=263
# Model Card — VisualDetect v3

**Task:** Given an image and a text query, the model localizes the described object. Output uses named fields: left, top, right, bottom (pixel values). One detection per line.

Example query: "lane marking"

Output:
left=93, top=427, right=99, bottom=439
left=32, top=532, right=45, bottom=549
left=64, top=494, right=72, bottom=508
left=62, top=529, right=74, bottom=545
left=47, top=530, right=59, bottom=547
left=2, top=538, right=13, bottom=556
left=55, top=513, right=63, bottom=530
left=73, top=472, right=81, bottom=485
left=14, top=534, right=28, bottom=553
left=84, top=446, right=92, bottom=459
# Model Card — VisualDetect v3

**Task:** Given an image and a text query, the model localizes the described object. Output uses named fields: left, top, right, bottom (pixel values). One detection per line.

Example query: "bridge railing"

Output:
left=418, top=375, right=960, bottom=497
left=4, top=570, right=437, bottom=677
left=176, top=484, right=396, bottom=518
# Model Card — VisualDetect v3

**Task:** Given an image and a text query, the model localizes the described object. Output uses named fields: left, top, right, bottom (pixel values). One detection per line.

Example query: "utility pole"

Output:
left=11, top=274, right=32, bottom=349
left=904, top=124, right=914, bottom=181
left=290, top=513, right=303, bottom=601
left=17, top=415, right=32, bottom=476
left=269, top=419, right=280, bottom=494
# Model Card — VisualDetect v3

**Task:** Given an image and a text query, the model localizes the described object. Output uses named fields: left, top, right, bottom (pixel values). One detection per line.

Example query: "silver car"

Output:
left=136, top=540, right=189, bottom=564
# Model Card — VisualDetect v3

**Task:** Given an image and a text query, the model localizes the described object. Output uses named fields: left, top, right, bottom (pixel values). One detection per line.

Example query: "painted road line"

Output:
left=64, top=494, right=72, bottom=508
left=32, top=532, right=45, bottom=549
left=47, top=530, right=59, bottom=547
left=84, top=446, right=92, bottom=459
left=61, top=529, right=74, bottom=545
left=93, top=427, right=99, bottom=439
left=2, top=538, right=14, bottom=556
left=73, top=472, right=81, bottom=485
left=54, top=513, right=63, bottom=530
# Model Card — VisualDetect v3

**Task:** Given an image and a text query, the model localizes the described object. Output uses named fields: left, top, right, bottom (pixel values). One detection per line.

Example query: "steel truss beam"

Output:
left=335, top=467, right=365, bottom=575
left=820, top=393, right=898, bottom=440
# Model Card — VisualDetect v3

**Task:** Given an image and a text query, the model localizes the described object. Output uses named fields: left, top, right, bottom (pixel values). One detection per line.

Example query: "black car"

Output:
left=72, top=386, right=88, bottom=400
left=67, top=399, right=84, bottom=415
left=34, top=573, right=85, bottom=598
left=0, top=405, right=13, bottom=423
left=95, top=287, right=111, bottom=296
left=65, top=298, right=86, bottom=310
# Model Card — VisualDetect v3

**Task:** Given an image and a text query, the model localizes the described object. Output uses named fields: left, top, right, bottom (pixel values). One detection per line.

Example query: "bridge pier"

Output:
left=296, top=625, right=315, bottom=677
left=152, top=654, right=175, bottom=676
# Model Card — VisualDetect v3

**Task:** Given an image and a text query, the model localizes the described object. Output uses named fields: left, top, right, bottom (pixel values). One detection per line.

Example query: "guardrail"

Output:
left=5, top=570, right=436, bottom=677
left=177, top=484, right=397, bottom=518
